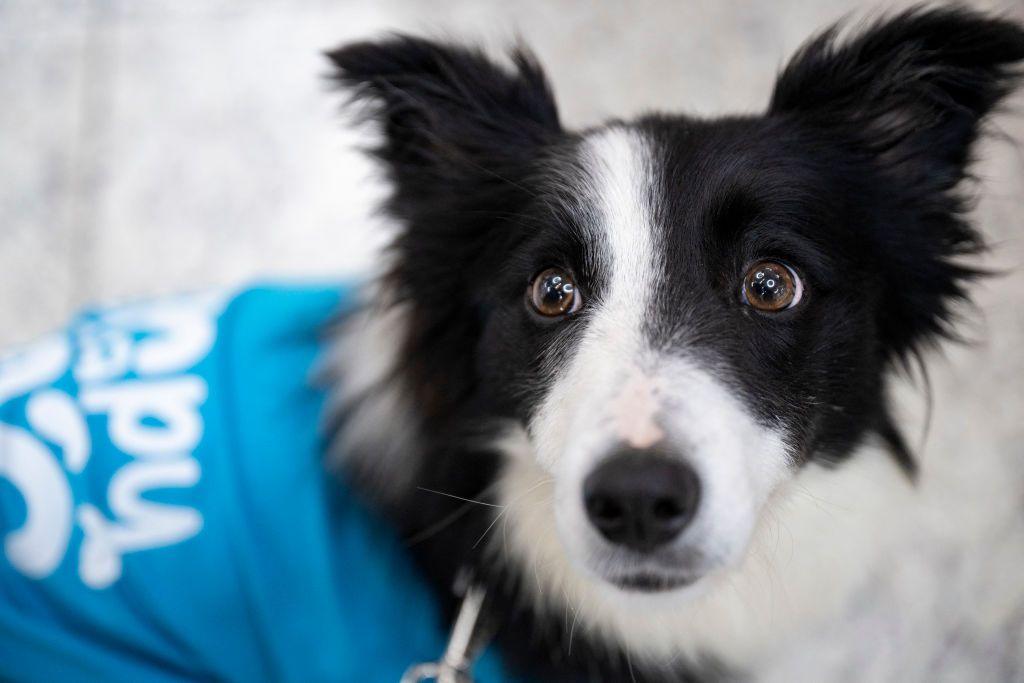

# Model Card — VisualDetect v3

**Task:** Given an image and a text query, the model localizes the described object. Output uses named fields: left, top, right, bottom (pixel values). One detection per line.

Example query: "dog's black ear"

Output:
left=326, top=35, right=560, bottom=203
left=771, top=7, right=1024, bottom=185
left=771, top=7, right=1024, bottom=359
left=324, top=37, right=562, bottom=465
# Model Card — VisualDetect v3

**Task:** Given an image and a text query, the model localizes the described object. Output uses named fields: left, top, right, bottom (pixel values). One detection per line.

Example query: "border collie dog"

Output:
left=325, top=7, right=1024, bottom=681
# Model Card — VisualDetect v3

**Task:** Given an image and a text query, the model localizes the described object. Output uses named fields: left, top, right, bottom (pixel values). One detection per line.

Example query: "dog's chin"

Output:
left=574, top=538, right=746, bottom=600
left=579, top=548, right=722, bottom=598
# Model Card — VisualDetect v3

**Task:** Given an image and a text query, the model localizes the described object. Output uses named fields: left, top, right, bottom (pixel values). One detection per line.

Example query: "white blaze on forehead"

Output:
left=581, top=127, right=660, bottom=297
left=529, top=127, right=662, bottom=470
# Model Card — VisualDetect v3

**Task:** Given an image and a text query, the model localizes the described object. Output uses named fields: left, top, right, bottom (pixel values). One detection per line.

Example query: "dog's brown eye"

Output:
left=530, top=268, right=581, bottom=317
left=742, top=261, right=802, bottom=312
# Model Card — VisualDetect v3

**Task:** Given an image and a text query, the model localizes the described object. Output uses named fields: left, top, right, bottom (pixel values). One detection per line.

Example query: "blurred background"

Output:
left=1, top=0, right=1021, bottom=345
left=2, top=0, right=1024, bottom=678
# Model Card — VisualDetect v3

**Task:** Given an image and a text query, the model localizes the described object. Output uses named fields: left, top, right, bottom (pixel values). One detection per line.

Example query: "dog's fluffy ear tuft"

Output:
left=771, top=6, right=1024, bottom=182
left=325, top=35, right=560, bottom=197
left=771, top=7, right=1024, bottom=360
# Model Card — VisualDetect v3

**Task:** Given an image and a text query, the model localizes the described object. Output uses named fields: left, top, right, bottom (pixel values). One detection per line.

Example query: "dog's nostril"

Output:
left=583, top=450, right=700, bottom=554
left=587, top=495, right=625, bottom=525
left=652, top=496, right=682, bottom=521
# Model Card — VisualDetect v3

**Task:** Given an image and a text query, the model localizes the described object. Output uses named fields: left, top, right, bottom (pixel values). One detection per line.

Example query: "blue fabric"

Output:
left=0, top=284, right=515, bottom=683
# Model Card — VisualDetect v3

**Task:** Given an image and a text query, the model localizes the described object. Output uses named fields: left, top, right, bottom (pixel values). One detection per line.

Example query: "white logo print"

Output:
left=0, top=423, right=73, bottom=578
left=0, top=293, right=224, bottom=588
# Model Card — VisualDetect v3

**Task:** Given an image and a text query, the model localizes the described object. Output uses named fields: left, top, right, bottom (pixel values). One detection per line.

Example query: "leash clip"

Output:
left=401, top=573, right=488, bottom=683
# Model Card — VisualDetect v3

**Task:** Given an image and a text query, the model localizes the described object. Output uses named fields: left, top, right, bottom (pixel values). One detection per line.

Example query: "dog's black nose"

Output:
left=583, top=451, right=700, bottom=553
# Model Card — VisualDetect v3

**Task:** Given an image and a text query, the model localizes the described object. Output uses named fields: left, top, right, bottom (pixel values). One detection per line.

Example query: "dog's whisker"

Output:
left=473, top=477, right=553, bottom=550
left=473, top=507, right=509, bottom=549
left=625, top=646, right=638, bottom=683
left=405, top=479, right=510, bottom=545
left=415, top=486, right=504, bottom=508
left=567, top=603, right=581, bottom=657
left=404, top=502, right=477, bottom=546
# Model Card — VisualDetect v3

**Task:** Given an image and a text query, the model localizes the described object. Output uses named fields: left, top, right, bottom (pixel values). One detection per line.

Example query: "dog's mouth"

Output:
left=608, top=571, right=700, bottom=593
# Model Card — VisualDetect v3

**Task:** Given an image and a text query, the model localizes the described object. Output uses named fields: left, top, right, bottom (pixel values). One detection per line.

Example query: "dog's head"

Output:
left=327, top=6, right=1023, bottom=616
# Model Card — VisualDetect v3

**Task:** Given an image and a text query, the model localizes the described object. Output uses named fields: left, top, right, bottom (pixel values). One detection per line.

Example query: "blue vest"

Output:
left=0, top=284, right=516, bottom=682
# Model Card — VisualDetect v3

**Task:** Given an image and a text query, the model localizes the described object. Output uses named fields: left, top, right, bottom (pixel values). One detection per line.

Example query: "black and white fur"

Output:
left=323, top=7, right=1024, bottom=681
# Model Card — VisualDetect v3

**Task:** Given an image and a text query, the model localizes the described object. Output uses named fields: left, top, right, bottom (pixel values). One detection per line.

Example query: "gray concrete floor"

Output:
left=3, top=1, right=1024, bottom=679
